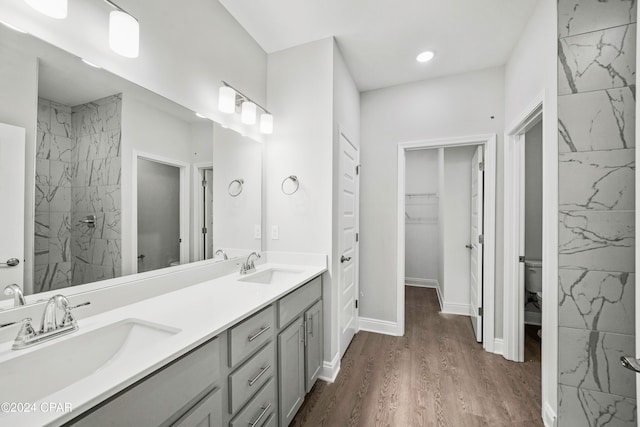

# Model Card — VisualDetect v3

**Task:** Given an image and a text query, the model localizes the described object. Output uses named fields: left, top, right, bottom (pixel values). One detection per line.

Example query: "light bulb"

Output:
left=109, top=10, right=139, bottom=58
left=218, top=86, right=236, bottom=113
left=260, top=114, right=273, bottom=134
left=241, top=101, right=256, bottom=125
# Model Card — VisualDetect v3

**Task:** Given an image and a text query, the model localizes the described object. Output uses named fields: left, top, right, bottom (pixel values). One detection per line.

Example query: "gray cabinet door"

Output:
left=304, top=300, right=323, bottom=393
left=172, top=387, right=222, bottom=427
left=278, top=316, right=305, bottom=426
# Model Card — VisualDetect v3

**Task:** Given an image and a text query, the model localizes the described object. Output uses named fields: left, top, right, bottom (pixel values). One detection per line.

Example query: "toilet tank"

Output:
left=524, top=260, right=542, bottom=294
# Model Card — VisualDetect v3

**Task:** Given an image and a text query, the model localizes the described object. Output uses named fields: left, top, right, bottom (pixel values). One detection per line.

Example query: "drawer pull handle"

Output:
left=248, top=364, right=271, bottom=386
left=248, top=325, right=270, bottom=342
left=248, top=403, right=271, bottom=427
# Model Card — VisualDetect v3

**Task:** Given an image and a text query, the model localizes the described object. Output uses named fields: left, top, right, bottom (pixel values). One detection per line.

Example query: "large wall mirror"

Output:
left=0, top=24, right=263, bottom=305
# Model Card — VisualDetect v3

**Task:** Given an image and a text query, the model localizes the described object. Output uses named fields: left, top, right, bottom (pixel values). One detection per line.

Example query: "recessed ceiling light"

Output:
left=416, top=51, right=435, bottom=63
left=81, top=58, right=100, bottom=68
left=0, top=20, right=27, bottom=33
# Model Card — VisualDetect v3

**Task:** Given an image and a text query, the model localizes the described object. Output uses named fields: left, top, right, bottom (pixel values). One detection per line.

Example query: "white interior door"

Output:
left=0, top=123, right=25, bottom=298
left=470, top=145, right=484, bottom=342
left=339, top=133, right=359, bottom=358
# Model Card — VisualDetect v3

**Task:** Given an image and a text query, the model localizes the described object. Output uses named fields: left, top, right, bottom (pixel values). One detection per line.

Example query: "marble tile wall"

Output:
left=557, top=1, right=637, bottom=425
left=33, top=94, right=122, bottom=292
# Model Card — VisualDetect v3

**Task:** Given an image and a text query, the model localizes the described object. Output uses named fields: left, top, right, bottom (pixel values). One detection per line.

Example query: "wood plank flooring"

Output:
left=291, top=286, right=542, bottom=427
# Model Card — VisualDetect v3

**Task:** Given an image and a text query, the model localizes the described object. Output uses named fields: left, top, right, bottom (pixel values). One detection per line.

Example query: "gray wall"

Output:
left=557, top=1, right=636, bottom=425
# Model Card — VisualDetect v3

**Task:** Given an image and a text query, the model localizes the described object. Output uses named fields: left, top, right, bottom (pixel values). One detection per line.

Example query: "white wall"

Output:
left=360, top=67, right=505, bottom=330
left=442, top=146, right=475, bottom=310
left=121, top=95, right=194, bottom=276
left=0, top=34, right=38, bottom=294
left=0, top=0, right=267, bottom=127
left=503, top=0, right=557, bottom=422
left=404, top=150, right=439, bottom=283
left=212, top=126, right=262, bottom=253
left=525, top=120, right=543, bottom=261
left=266, top=38, right=335, bottom=362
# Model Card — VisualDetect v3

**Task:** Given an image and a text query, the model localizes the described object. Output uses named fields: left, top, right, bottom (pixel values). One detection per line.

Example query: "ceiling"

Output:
left=219, top=0, right=539, bottom=91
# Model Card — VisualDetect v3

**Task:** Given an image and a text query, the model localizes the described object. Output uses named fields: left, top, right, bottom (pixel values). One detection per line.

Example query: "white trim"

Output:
left=131, top=150, right=190, bottom=274
left=192, top=162, right=214, bottom=262
left=543, top=401, right=557, bottom=427
left=358, top=317, right=401, bottom=336
left=441, top=302, right=471, bottom=316
left=318, top=352, right=341, bottom=383
left=503, top=94, right=543, bottom=363
left=493, top=338, right=504, bottom=355
left=397, top=134, right=496, bottom=353
left=404, top=278, right=438, bottom=287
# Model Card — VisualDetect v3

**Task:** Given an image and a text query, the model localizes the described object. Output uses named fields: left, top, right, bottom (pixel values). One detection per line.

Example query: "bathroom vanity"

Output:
left=0, top=254, right=326, bottom=427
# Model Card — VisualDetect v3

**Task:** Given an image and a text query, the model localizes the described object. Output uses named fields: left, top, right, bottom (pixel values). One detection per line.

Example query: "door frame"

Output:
left=131, top=150, right=190, bottom=274
left=503, top=91, right=558, bottom=426
left=338, top=128, right=360, bottom=357
left=192, top=162, right=213, bottom=262
left=396, top=134, right=497, bottom=353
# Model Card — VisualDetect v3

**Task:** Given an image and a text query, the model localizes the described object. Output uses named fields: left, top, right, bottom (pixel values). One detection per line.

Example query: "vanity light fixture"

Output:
left=416, top=50, right=435, bottom=63
left=24, top=0, right=68, bottom=19
left=218, top=81, right=274, bottom=134
left=104, top=0, right=139, bottom=58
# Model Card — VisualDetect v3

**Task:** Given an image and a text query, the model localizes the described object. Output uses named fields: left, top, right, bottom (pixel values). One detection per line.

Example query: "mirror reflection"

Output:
left=0, top=25, right=262, bottom=302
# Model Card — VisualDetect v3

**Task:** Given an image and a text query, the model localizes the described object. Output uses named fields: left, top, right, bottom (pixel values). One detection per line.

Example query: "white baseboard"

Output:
left=493, top=338, right=503, bottom=355
left=405, top=278, right=438, bottom=288
left=358, top=317, right=401, bottom=336
left=318, top=352, right=340, bottom=383
left=441, top=302, right=471, bottom=316
left=543, top=401, right=556, bottom=427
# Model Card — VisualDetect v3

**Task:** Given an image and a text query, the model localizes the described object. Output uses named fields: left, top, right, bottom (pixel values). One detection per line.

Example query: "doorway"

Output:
left=397, top=134, right=497, bottom=351
left=132, top=152, right=189, bottom=274
left=193, top=164, right=214, bottom=261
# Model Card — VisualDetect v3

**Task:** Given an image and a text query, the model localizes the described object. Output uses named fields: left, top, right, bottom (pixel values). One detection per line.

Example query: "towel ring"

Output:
left=228, top=178, right=244, bottom=197
left=281, top=175, right=299, bottom=195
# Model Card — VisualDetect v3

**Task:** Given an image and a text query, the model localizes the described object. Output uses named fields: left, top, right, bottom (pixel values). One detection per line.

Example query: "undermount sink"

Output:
left=0, top=318, right=180, bottom=403
left=238, top=268, right=304, bottom=284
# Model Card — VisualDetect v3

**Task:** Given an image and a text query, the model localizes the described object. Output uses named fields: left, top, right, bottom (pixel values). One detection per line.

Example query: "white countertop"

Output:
left=0, top=260, right=326, bottom=426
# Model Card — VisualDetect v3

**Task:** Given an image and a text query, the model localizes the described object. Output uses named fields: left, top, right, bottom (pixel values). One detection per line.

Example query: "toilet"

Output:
left=524, top=259, right=542, bottom=307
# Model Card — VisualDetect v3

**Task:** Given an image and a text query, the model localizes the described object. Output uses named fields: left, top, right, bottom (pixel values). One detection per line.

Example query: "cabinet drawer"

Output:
left=172, top=387, right=222, bottom=427
left=229, top=342, right=274, bottom=414
left=262, top=413, right=276, bottom=427
left=71, top=338, right=221, bottom=427
left=278, top=276, right=321, bottom=328
left=229, top=378, right=276, bottom=427
left=229, top=306, right=274, bottom=367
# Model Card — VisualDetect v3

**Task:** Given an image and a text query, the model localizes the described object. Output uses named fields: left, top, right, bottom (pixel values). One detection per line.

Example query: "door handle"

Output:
left=0, top=258, right=20, bottom=267
left=341, top=255, right=352, bottom=263
left=465, top=244, right=473, bottom=249
left=620, top=356, right=640, bottom=373
left=137, top=254, right=145, bottom=260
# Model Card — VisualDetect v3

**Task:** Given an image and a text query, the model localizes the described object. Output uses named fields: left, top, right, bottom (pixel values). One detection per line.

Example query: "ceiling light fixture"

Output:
left=104, top=0, right=139, bottom=58
left=416, top=51, right=435, bottom=63
left=24, top=0, right=67, bottom=19
left=81, top=58, right=101, bottom=68
left=218, top=81, right=274, bottom=134
left=0, top=20, right=27, bottom=33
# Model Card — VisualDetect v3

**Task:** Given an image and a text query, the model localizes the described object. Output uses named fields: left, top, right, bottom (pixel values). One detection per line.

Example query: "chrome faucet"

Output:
left=12, top=294, right=90, bottom=350
left=240, top=252, right=261, bottom=275
left=3, top=284, right=26, bottom=307
left=215, top=249, right=229, bottom=260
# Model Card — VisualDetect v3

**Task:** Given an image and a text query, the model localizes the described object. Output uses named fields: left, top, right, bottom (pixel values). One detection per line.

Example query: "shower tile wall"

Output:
left=557, top=1, right=636, bottom=426
left=33, top=94, right=122, bottom=292
left=70, top=94, right=122, bottom=286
